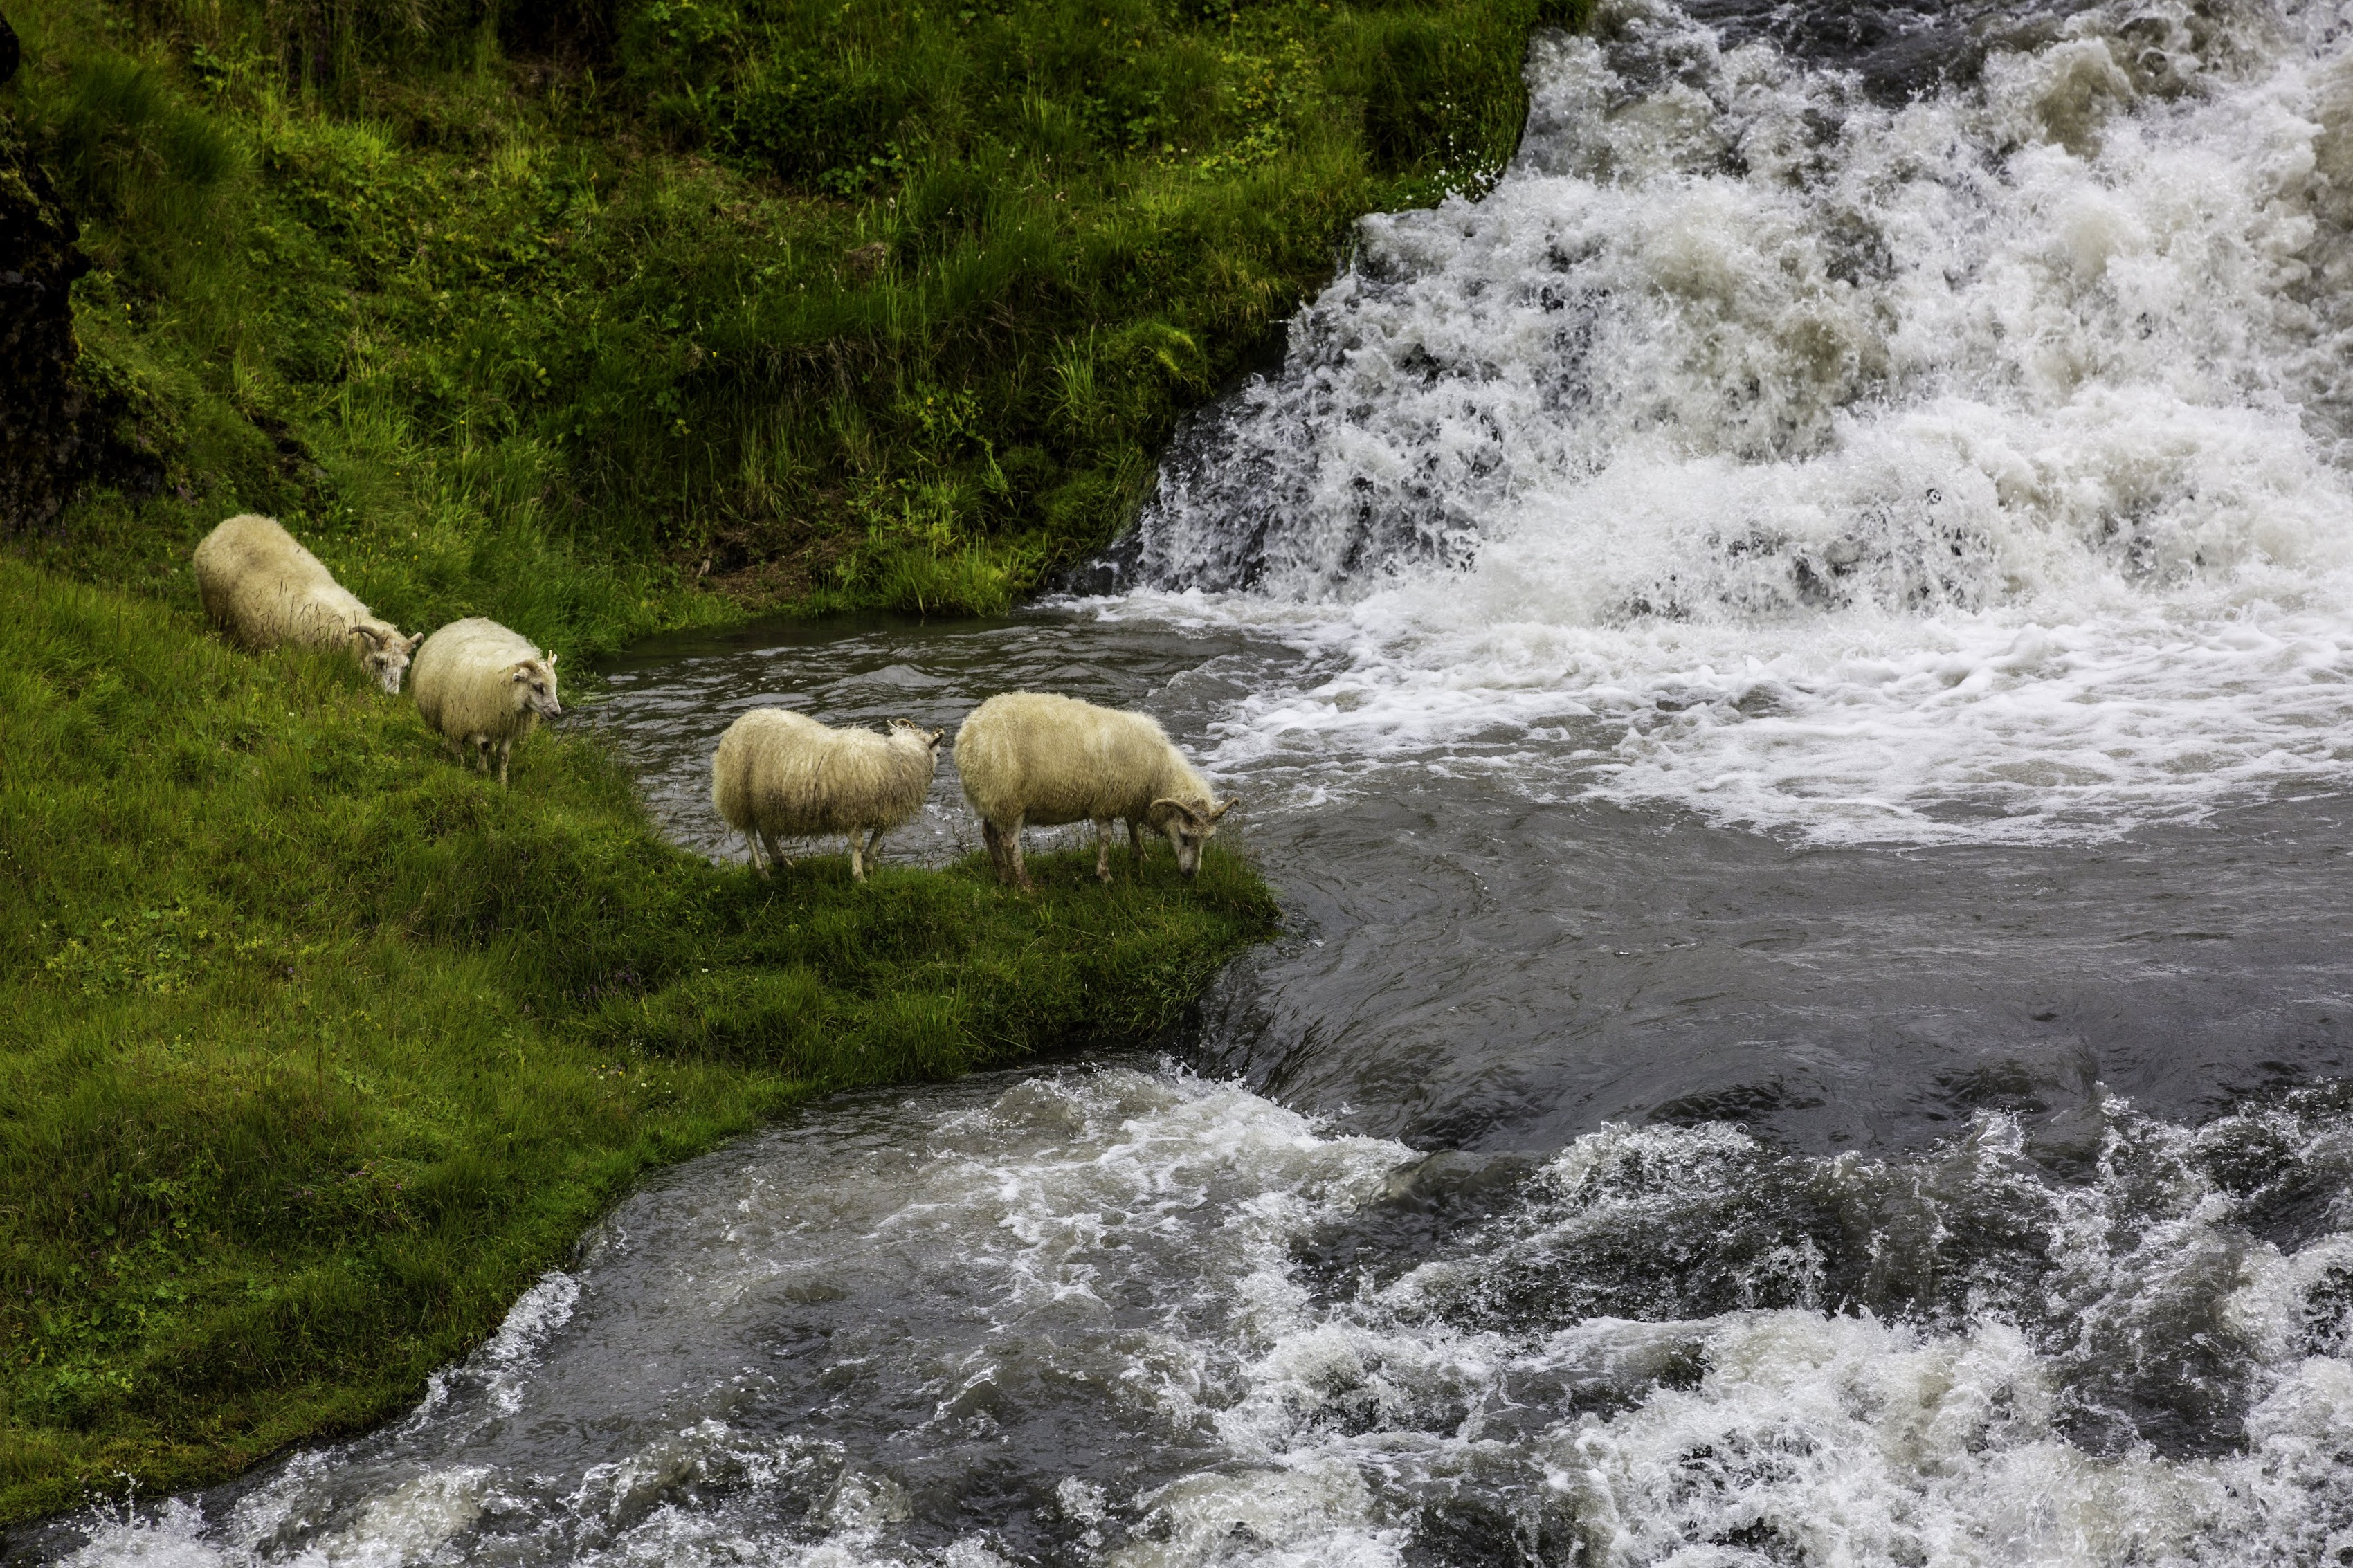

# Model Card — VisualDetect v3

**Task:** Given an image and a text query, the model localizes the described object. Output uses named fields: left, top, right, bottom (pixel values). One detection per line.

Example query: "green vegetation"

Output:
left=0, top=558, right=1278, bottom=1520
left=5, top=0, right=1580, bottom=646
left=0, top=0, right=1590, bottom=1519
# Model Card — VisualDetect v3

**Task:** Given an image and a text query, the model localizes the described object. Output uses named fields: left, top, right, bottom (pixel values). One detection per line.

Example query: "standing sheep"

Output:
left=955, top=691, right=1235, bottom=890
left=192, top=513, right=422, bottom=694
left=711, top=708, right=944, bottom=882
left=410, top=617, right=561, bottom=786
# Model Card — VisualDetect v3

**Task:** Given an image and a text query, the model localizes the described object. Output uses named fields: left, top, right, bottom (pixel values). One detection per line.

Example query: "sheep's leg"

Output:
left=1005, top=817, right=1033, bottom=892
left=759, top=828, right=789, bottom=870
left=863, top=827, right=884, bottom=873
left=981, top=819, right=1008, bottom=884
left=1127, top=819, right=1146, bottom=864
left=745, top=830, right=770, bottom=878
left=497, top=740, right=513, bottom=787
left=846, top=832, right=866, bottom=884
left=1094, top=819, right=1115, bottom=883
left=471, top=736, right=489, bottom=774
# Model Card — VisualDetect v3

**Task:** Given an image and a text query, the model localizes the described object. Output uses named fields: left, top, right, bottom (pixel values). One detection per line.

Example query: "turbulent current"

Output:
left=1118, top=0, right=2353, bottom=844
left=25, top=0, right=2353, bottom=1562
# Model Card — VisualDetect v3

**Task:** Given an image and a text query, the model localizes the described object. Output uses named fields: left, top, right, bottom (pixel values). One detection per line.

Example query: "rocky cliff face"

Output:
left=1, top=14, right=96, bottom=536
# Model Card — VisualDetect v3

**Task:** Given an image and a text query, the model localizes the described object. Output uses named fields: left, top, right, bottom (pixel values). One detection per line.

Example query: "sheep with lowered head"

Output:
left=410, top=617, right=561, bottom=785
left=711, top=708, right=944, bottom=882
left=955, top=691, right=1235, bottom=890
left=192, top=513, right=423, bottom=694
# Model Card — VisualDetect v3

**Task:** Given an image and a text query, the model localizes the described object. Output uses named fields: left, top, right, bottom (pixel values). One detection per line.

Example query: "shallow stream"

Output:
left=26, top=0, right=2353, bottom=1559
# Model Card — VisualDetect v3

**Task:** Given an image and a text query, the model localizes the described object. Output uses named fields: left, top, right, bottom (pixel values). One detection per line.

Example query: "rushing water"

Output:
left=24, top=0, right=2353, bottom=1560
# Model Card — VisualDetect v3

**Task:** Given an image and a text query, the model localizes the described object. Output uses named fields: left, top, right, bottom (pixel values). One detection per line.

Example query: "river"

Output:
left=30, top=0, right=2353, bottom=1560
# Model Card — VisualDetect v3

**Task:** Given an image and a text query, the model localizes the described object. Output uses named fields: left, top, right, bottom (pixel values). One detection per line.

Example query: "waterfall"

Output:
left=1111, top=0, right=2353, bottom=843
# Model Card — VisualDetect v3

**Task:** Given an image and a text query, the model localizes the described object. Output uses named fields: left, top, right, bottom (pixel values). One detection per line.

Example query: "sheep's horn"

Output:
left=352, top=623, right=385, bottom=646
left=1208, top=798, right=1238, bottom=821
left=1150, top=796, right=1205, bottom=826
left=404, top=632, right=425, bottom=653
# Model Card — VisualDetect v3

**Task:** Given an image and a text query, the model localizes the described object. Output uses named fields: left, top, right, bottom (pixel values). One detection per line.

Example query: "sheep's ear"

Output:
left=545, top=652, right=558, bottom=668
left=511, top=663, right=532, bottom=682
left=927, top=727, right=945, bottom=745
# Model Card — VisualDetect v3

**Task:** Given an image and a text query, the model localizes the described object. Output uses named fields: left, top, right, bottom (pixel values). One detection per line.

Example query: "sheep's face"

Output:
left=890, top=718, right=946, bottom=765
left=511, top=655, right=562, bottom=719
left=356, top=628, right=424, bottom=695
left=1152, top=797, right=1237, bottom=879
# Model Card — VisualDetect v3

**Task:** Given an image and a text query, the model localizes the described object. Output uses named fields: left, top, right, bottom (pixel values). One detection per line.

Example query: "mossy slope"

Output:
left=4, top=0, right=1581, bottom=645
left=0, top=556, right=1277, bottom=1521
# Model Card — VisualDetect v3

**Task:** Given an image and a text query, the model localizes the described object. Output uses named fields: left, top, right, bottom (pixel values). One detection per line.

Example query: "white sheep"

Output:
left=711, top=709, right=945, bottom=882
left=954, top=691, right=1235, bottom=889
left=410, top=617, right=561, bottom=785
left=192, top=513, right=421, bottom=694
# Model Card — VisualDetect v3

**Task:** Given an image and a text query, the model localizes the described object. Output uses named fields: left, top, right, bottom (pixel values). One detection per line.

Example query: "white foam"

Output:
left=1142, top=1104, right=2353, bottom=1568
left=44, top=1070, right=2353, bottom=1565
left=55, top=1499, right=226, bottom=1567
left=1111, top=0, right=2353, bottom=842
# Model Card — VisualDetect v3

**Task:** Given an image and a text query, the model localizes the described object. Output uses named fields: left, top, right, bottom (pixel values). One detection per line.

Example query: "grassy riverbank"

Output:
left=0, top=558, right=1278, bottom=1522
left=3, top=0, right=1581, bottom=645
left=0, top=0, right=1582, bottom=1518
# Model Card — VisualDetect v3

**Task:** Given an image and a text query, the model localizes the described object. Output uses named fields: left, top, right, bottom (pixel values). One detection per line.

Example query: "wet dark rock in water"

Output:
left=1669, top=0, right=2107, bottom=100
left=0, top=71, right=95, bottom=536
left=1045, top=522, right=1146, bottom=597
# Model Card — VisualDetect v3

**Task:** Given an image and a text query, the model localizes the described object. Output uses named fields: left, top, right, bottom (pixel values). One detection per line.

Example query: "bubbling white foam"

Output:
left=37, top=1068, right=2353, bottom=1566
left=1112, top=0, right=2353, bottom=841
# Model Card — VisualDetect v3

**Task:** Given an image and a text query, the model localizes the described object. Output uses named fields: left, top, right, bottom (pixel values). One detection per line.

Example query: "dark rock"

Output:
left=1044, top=527, right=1143, bottom=597
left=0, top=75, right=96, bottom=536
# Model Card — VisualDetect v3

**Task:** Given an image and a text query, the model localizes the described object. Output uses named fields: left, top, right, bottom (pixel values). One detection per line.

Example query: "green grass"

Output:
left=0, top=0, right=1585, bottom=1517
left=3, top=0, right=1583, bottom=648
left=0, top=556, right=1279, bottom=1522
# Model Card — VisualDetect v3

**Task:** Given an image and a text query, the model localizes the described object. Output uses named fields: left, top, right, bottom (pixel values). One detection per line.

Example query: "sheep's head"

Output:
left=510, top=653, right=561, bottom=719
left=890, top=718, right=946, bottom=765
left=354, top=626, right=425, bottom=695
left=1149, top=796, right=1237, bottom=879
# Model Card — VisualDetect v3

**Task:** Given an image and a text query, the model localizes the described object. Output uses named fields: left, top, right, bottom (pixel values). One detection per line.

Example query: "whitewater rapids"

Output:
left=1114, top=0, right=2353, bottom=844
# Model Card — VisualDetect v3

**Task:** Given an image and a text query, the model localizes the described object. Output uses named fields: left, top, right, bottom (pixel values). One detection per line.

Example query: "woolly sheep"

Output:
left=711, top=707, right=944, bottom=882
left=192, top=513, right=422, bottom=694
left=410, top=617, right=561, bottom=786
left=954, top=691, right=1235, bottom=890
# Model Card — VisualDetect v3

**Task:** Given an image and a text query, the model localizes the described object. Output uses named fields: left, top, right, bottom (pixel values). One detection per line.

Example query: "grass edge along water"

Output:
left=0, top=556, right=1279, bottom=1523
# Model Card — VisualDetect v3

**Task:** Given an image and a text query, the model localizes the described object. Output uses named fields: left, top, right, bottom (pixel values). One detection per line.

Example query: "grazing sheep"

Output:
left=410, top=617, right=561, bottom=785
left=192, top=513, right=422, bottom=694
left=711, top=708, right=945, bottom=882
left=954, top=691, right=1235, bottom=890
